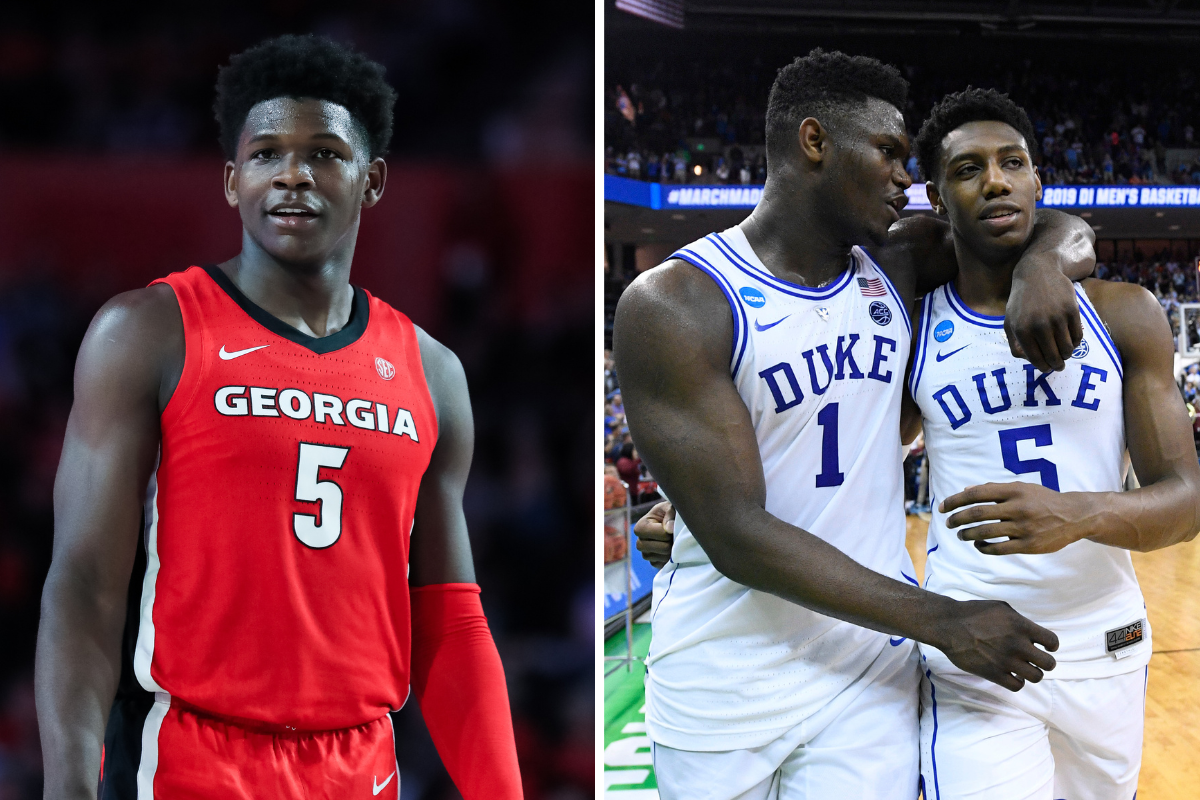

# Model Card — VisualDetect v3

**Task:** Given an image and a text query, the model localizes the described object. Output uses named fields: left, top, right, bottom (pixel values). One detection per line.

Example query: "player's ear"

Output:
left=925, top=181, right=946, bottom=215
left=797, top=118, right=829, bottom=164
left=1033, top=165, right=1043, bottom=202
left=224, top=161, right=238, bottom=209
left=362, top=157, right=387, bottom=208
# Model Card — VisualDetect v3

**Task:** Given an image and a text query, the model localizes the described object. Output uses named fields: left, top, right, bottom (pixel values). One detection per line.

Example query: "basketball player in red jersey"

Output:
left=34, top=35, right=522, bottom=799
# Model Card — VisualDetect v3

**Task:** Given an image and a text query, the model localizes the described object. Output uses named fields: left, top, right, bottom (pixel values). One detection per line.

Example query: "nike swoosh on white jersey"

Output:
left=219, top=344, right=270, bottom=360
left=372, top=771, right=396, bottom=795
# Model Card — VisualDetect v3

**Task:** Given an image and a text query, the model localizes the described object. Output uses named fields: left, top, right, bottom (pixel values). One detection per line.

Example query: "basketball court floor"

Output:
left=602, top=514, right=1200, bottom=799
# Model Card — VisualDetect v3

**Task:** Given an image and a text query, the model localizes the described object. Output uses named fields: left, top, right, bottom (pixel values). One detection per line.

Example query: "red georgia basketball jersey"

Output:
left=134, top=265, right=438, bottom=730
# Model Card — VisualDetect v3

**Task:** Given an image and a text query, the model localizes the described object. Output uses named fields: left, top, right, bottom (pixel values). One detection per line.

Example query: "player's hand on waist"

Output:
left=634, top=501, right=675, bottom=569
left=1005, top=265, right=1083, bottom=373
left=941, top=481, right=1089, bottom=555
left=934, top=598, right=1059, bottom=692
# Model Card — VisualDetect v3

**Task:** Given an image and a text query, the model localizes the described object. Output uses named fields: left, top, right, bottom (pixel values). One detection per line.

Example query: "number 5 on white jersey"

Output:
left=294, top=442, right=351, bottom=548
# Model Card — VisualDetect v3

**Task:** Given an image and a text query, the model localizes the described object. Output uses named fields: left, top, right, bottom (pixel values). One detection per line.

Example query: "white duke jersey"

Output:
left=911, top=281, right=1149, bottom=680
left=645, top=227, right=915, bottom=751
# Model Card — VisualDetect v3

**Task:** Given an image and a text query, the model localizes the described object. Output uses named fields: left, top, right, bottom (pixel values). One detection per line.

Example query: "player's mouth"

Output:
left=978, top=203, right=1022, bottom=230
left=885, top=192, right=908, bottom=223
left=267, top=203, right=321, bottom=229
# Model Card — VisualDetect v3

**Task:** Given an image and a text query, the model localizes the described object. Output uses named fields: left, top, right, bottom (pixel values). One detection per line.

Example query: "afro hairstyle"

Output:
left=214, top=34, right=397, bottom=160
left=914, top=87, right=1038, bottom=183
left=764, top=48, right=908, bottom=159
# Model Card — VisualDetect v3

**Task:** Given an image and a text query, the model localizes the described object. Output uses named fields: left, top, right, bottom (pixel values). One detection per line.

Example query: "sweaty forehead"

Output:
left=941, top=120, right=1028, bottom=162
left=240, top=97, right=366, bottom=152
left=840, top=96, right=907, bottom=139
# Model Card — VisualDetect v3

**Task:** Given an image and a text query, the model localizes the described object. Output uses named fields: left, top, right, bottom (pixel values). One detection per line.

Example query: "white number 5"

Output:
left=294, top=442, right=350, bottom=549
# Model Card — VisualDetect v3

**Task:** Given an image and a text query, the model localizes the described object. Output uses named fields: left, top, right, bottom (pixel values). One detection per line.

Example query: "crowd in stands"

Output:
left=606, top=51, right=1200, bottom=187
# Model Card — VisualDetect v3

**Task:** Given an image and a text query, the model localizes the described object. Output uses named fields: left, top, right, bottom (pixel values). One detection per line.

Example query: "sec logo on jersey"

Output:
left=739, top=287, right=767, bottom=308
left=375, top=357, right=396, bottom=380
left=934, top=320, right=955, bottom=343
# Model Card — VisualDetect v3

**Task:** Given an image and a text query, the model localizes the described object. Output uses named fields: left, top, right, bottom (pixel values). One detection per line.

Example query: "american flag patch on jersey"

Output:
left=858, top=277, right=887, bottom=297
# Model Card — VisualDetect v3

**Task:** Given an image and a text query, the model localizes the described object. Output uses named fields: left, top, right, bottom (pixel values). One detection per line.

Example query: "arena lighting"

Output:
left=693, top=164, right=702, bottom=176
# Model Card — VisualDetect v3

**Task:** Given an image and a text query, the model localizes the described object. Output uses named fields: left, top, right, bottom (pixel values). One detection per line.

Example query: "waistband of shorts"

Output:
left=122, top=691, right=392, bottom=736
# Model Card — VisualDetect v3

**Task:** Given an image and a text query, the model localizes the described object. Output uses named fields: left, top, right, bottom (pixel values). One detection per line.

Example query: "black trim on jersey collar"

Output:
left=203, top=265, right=369, bottom=355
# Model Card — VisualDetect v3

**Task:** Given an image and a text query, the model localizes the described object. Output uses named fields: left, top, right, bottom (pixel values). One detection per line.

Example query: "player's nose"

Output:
left=272, top=153, right=315, bottom=190
left=981, top=161, right=1011, bottom=197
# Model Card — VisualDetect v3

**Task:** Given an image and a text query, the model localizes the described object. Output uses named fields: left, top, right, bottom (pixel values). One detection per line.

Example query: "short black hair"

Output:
left=214, top=34, right=397, bottom=160
left=764, top=48, right=908, bottom=159
left=915, top=87, right=1038, bottom=183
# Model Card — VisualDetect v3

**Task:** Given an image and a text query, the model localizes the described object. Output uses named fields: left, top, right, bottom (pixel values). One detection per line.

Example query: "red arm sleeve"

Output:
left=410, top=583, right=523, bottom=799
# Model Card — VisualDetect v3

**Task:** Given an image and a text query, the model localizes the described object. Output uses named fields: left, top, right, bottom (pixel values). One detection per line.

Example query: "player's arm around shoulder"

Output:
left=37, top=283, right=182, bottom=799
left=1085, top=278, right=1200, bottom=549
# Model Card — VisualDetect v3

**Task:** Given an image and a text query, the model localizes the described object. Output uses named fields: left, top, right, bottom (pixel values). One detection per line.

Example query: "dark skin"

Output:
left=909, top=120, right=1200, bottom=554
left=614, top=98, right=1092, bottom=693
left=35, top=98, right=476, bottom=799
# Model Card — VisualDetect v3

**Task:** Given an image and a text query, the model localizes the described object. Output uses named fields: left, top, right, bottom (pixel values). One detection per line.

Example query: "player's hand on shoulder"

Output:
left=935, top=598, right=1059, bottom=692
left=1005, top=265, right=1082, bottom=374
left=940, top=481, right=1089, bottom=555
left=633, top=501, right=676, bottom=569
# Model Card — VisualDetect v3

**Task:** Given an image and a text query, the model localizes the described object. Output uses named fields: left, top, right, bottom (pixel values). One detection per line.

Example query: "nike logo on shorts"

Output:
left=373, top=771, right=396, bottom=795
left=219, top=344, right=270, bottom=360
left=935, top=345, right=969, bottom=362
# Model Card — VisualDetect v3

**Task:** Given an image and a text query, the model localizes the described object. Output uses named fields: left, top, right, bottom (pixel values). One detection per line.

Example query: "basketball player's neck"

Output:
left=739, top=180, right=853, bottom=288
left=218, top=230, right=357, bottom=339
left=951, top=236, right=1027, bottom=318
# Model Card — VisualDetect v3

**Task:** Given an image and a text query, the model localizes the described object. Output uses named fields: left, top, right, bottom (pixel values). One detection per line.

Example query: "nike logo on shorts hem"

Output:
left=373, top=771, right=396, bottom=795
left=935, top=345, right=969, bottom=362
left=219, top=344, right=270, bottom=360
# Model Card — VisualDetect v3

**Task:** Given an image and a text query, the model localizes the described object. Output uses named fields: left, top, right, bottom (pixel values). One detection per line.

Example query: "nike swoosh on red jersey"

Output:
left=373, top=771, right=396, bottom=795
left=219, top=344, right=270, bottom=360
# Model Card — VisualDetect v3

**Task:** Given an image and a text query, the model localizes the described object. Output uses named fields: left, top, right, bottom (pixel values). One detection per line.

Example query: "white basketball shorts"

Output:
left=652, top=640, right=920, bottom=800
left=919, top=654, right=1147, bottom=800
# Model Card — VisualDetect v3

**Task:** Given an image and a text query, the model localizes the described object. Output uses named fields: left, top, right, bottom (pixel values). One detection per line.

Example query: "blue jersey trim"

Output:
left=901, top=571, right=919, bottom=586
left=911, top=294, right=936, bottom=393
left=945, top=282, right=1005, bottom=329
left=859, top=247, right=912, bottom=338
left=907, top=294, right=925, bottom=395
left=1075, top=286, right=1123, bottom=380
left=672, top=248, right=751, bottom=379
left=708, top=233, right=857, bottom=300
left=651, top=563, right=680, bottom=621
left=927, top=669, right=943, bottom=800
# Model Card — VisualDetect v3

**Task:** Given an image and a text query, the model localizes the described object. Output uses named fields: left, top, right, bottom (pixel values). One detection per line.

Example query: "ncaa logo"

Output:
left=1072, top=339, right=1089, bottom=359
left=869, top=301, right=892, bottom=326
left=375, top=357, right=396, bottom=380
left=934, top=320, right=955, bottom=342
left=739, top=287, right=767, bottom=308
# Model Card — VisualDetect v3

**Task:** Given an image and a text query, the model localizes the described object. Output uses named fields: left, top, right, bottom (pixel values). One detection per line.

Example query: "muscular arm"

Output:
left=947, top=280, right=1200, bottom=554
left=35, top=286, right=182, bottom=800
left=614, top=260, right=1058, bottom=691
left=408, top=330, right=521, bottom=800
left=409, top=329, right=476, bottom=586
left=874, top=209, right=1095, bottom=371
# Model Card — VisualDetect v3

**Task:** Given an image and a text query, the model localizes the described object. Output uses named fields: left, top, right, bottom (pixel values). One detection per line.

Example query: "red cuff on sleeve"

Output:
left=410, top=583, right=523, bottom=799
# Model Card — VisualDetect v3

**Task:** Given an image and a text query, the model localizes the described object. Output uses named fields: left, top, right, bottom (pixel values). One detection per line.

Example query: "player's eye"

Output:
left=251, top=149, right=276, bottom=160
left=880, top=145, right=894, bottom=157
left=314, top=148, right=340, bottom=159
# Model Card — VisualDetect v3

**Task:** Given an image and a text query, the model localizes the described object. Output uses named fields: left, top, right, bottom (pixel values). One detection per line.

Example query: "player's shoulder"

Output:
left=413, top=325, right=469, bottom=420
left=86, top=283, right=183, bottom=353
left=1080, top=277, right=1170, bottom=355
left=617, top=257, right=733, bottom=327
